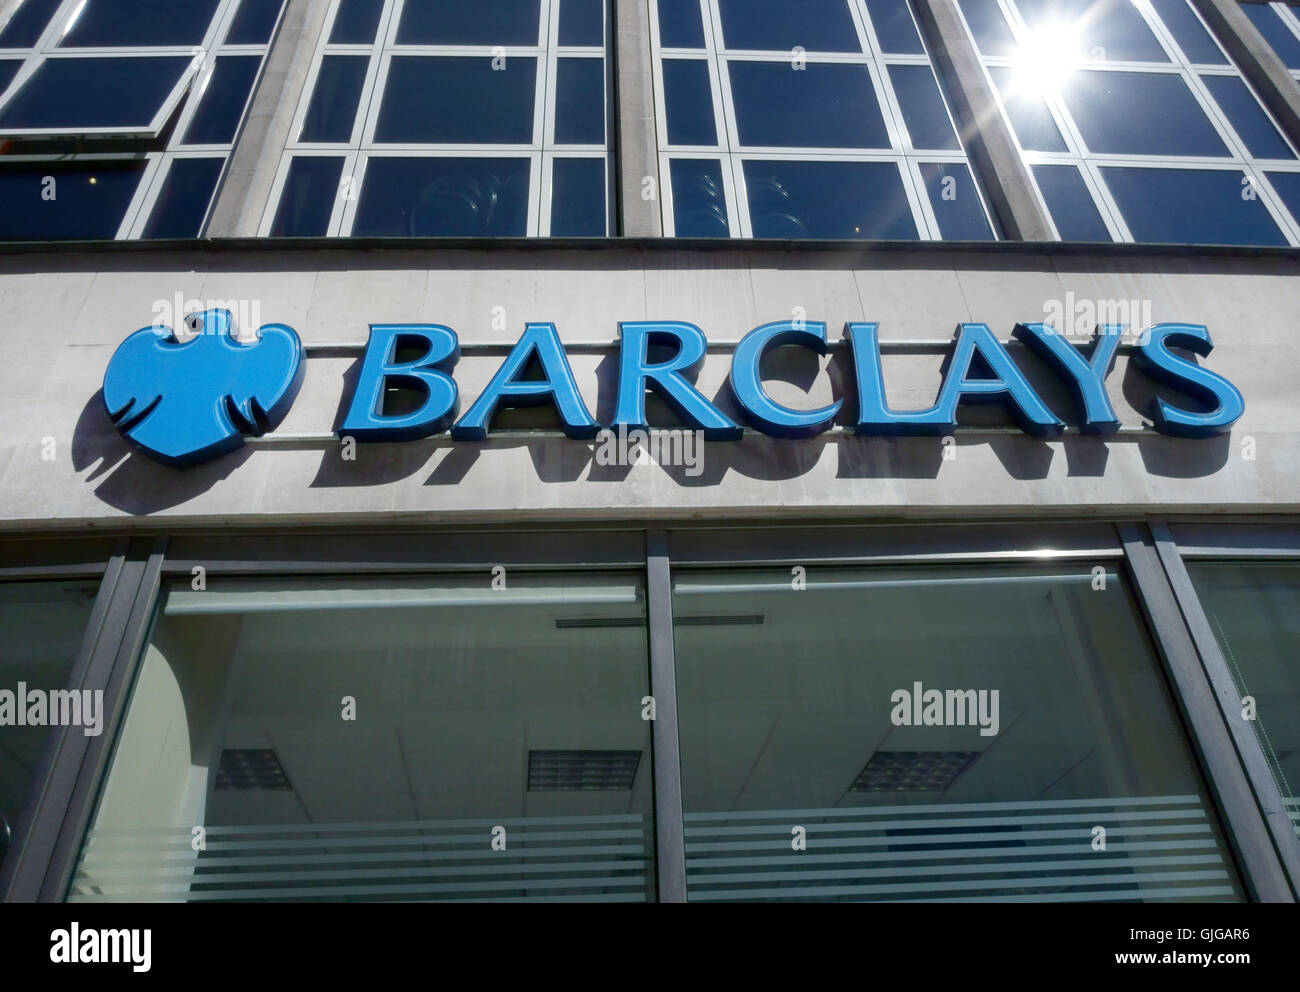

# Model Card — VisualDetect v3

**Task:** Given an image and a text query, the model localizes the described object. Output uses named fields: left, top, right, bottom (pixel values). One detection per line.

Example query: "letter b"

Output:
left=339, top=324, right=460, bottom=441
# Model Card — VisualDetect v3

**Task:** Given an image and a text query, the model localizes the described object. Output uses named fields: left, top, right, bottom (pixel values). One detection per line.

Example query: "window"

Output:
left=1239, top=1, right=1300, bottom=76
left=671, top=564, right=1244, bottom=901
left=957, top=0, right=1300, bottom=245
left=66, top=572, right=656, bottom=902
left=0, top=0, right=286, bottom=241
left=265, top=0, right=611, bottom=237
left=651, top=0, right=998, bottom=239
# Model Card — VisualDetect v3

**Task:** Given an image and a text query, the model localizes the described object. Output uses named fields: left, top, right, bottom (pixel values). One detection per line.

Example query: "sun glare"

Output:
left=1014, top=20, right=1085, bottom=95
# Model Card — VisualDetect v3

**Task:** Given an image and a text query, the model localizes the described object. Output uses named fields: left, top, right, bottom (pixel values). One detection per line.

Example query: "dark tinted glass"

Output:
left=920, top=162, right=994, bottom=239
left=142, top=157, right=224, bottom=238
left=988, top=66, right=1068, bottom=151
left=1063, top=70, right=1228, bottom=156
left=889, top=64, right=959, bottom=150
left=1202, top=74, right=1294, bottom=158
left=1033, top=164, right=1112, bottom=241
left=663, top=59, right=716, bottom=145
left=226, top=0, right=285, bottom=45
left=270, top=155, right=343, bottom=236
left=555, top=58, right=604, bottom=144
left=182, top=56, right=261, bottom=145
left=0, top=163, right=145, bottom=239
left=670, top=158, right=729, bottom=236
left=657, top=0, right=705, bottom=48
left=300, top=55, right=367, bottom=143
left=958, top=0, right=1018, bottom=56
left=0, top=60, right=20, bottom=97
left=718, top=0, right=860, bottom=52
left=0, top=56, right=191, bottom=131
left=1241, top=0, right=1300, bottom=69
left=559, top=0, right=605, bottom=46
left=374, top=57, right=536, bottom=144
left=396, top=0, right=542, bottom=46
left=729, top=62, right=890, bottom=148
left=353, top=157, right=531, bottom=236
left=60, top=0, right=221, bottom=47
left=550, top=157, right=605, bottom=235
left=864, top=0, right=924, bottom=54
left=0, top=0, right=63, bottom=48
left=1102, top=166, right=1287, bottom=245
left=743, top=160, right=917, bottom=239
left=329, top=0, right=384, bottom=44
left=1014, top=0, right=1169, bottom=62
left=1149, top=0, right=1227, bottom=64
left=1267, top=170, right=1300, bottom=226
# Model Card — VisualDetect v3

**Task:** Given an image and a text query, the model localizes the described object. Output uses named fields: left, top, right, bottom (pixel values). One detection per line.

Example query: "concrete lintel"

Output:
left=614, top=0, right=663, bottom=237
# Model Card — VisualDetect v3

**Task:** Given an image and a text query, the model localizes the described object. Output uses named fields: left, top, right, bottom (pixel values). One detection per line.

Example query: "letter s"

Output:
left=1132, top=323, right=1244, bottom=438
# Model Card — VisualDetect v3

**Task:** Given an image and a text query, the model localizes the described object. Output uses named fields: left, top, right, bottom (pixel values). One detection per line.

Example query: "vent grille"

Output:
left=850, top=751, right=979, bottom=793
left=527, top=750, right=641, bottom=791
left=215, top=749, right=292, bottom=791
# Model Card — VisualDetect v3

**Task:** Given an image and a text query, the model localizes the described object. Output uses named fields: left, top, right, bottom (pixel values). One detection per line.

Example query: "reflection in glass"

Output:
left=1062, top=70, right=1228, bottom=157
left=743, top=160, right=917, bottom=239
left=269, top=156, right=343, bottom=237
left=396, top=0, right=542, bottom=47
left=717, top=0, right=861, bottom=53
left=0, top=56, right=193, bottom=132
left=300, top=56, right=367, bottom=144
left=183, top=56, right=261, bottom=146
left=59, top=0, right=221, bottom=47
left=663, top=59, right=717, bottom=146
left=142, top=157, right=224, bottom=239
left=353, top=157, right=531, bottom=237
left=670, top=158, right=730, bottom=237
left=374, top=57, right=537, bottom=145
left=728, top=62, right=890, bottom=149
left=1033, top=164, right=1111, bottom=241
left=1100, top=166, right=1287, bottom=246
left=0, top=163, right=146, bottom=240
left=920, top=162, right=994, bottom=240
left=551, top=157, right=606, bottom=236
left=1200, top=75, right=1294, bottom=160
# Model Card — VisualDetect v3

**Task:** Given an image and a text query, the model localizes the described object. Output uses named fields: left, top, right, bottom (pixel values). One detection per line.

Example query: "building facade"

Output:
left=0, top=0, right=1298, bottom=903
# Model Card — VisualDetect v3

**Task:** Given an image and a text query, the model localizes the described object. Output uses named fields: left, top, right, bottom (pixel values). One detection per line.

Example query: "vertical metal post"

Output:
left=646, top=530, right=686, bottom=901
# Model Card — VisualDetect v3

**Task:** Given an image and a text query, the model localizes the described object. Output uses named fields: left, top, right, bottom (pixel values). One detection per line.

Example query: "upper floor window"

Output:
left=957, top=0, right=1300, bottom=245
left=651, top=0, right=999, bottom=240
left=264, top=0, right=611, bottom=238
left=1239, top=1, right=1300, bottom=81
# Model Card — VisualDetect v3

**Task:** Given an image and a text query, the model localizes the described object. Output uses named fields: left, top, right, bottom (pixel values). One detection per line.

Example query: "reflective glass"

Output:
left=717, top=0, right=861, bottom=53
left=300, top=55, right=367, bottom=143
left=1033, top=164, right=1111, bottom=241
left=59, top=0, right=222, bottom=47
left=920, top=162, right=994, bottom=239
left=0, top=162, right=145, bottom=239
left=0, top=56, right=192, bottom=132
left=1149, top=0, right=1227, bottom=64
left=353, top=157, right=531, bottom=236
left=559, top=0, right=605, bottom=46
left=270, top=155, right=343, bottom=236
left=555, top=57, right=604, bottom=145
left=889, top=64, right=959, bottom=150
left=729, top=62, right=890, bottom=148
left=1014, top=0, right=1169, bottom=62
left=1240, top=0, right=1300, bottom=70
left=329, top=0, right=385, bottom=44
left=1266, top=169, right=1300, bottom=226
left=1201, top=74, right=1294, bottom=159
left=657, top=0, right=706, bottom=48
left=988, top=66, right=1068, bottom=151
left=1062, top=70, right=1229, bottom=157
left=958, top=0, right=1018, bottom=56
left=1101, top=166, right=1288, bottom=245
left=663, top=58, right=716, bottom=145
left=551, top=157, right=606, bottom=235
left=183, top=55, right=261, bottom=146
left=226, top=0, right=286, bottom=45
left=67, top=574, right=655, bottom=902
left=374, top=57, right=537, bottom=145
left=743, top=160, right=917, bottom=239
left=395, top=0, right=542, bottom=47
left=0, top=0, right=63, bottom=48
left=864, top=0, right=925, bottom=54
left=672, top=565, right=1244, bottom=902
left=142, top=157, right=224, bottom=238
left=0, top=60, right=20, bottom=97
left=670, top=157, right=730, bottom=236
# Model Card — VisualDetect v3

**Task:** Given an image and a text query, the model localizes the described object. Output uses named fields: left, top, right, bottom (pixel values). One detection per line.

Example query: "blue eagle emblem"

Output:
left=103, top=309, right=305, bottom=468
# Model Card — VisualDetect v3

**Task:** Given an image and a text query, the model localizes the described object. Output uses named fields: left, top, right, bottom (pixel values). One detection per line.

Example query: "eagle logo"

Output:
left=103, top=309, right=305, bottom=469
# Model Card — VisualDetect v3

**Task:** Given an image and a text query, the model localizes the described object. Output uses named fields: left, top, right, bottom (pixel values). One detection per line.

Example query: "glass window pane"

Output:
left=182, top=55, right=261, bottom=146
left=0, top=56, right=192, bottom=133
left=1149, top=0, right=1227, bottom=64
left=0, top=581, right=99, bottom=872
left=729, top=62, right=890, bottom=149
left=0, top=0, right=63, bottom=48
left=1101, top=165, right=1288, bottom=245
left=396, top=0, right=542, bottom=47
left=559, top=0, right=604, bottom=46
left=0, top=60, right=21, bottom=98
left=864, top=0, right=925, bottom=54
left=1266, top=169, right=1300, bottom=226
left=1187, top=561, right=1300, bottom=842
left=672, top=565, right=1244, bottom=902
left=551, top=157, right=605, bottom=235
left=1201, top=73, right=1294, bottom=159
left=959, top=0, right=1019, bottom=57
left=662, top=58, right=716, bottom=145
left=374, top=57, right=537, bottom=144
left=0, top=162, right=145, bottom=239
left=226, top=0, right=285, bottom=45
left=270, top=155, right=343, bottom=236
left=889, top=64, right=959, bottom=151
left=670, top=157, right=730, bottom=236
left=555, top=57, right=604, bottom=145
left=1014, top=0, right=1170, bottom=62
left=1062, top=70, right=1229, bottom=157
left=1033, top=164, right=1112, bottom=241
left=988, top=66, right=1068, bottom=152
left=67, top=574, right=654, bottom=903
left=353, top=157, right=531, bottom=236
left=60, top=0, right=222, bottom=47
left=300, top=55, right=367, bottom=143
left=921, top=162, right=994, bottom=239
left=743, top=160, right=918, bottom=239
left=329, top=0, right=385, bottom=44
left=142, top=157, right=224, bottom=238
left=717, top=0, right=861, bottom=53
left=1241, top=0, right=1300, bottom=70
left=657, top=0, right=705, bottom=48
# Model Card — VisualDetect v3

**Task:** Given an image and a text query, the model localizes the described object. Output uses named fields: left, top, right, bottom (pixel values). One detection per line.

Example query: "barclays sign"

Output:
left=103, top=310, right=1245, bottom=469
